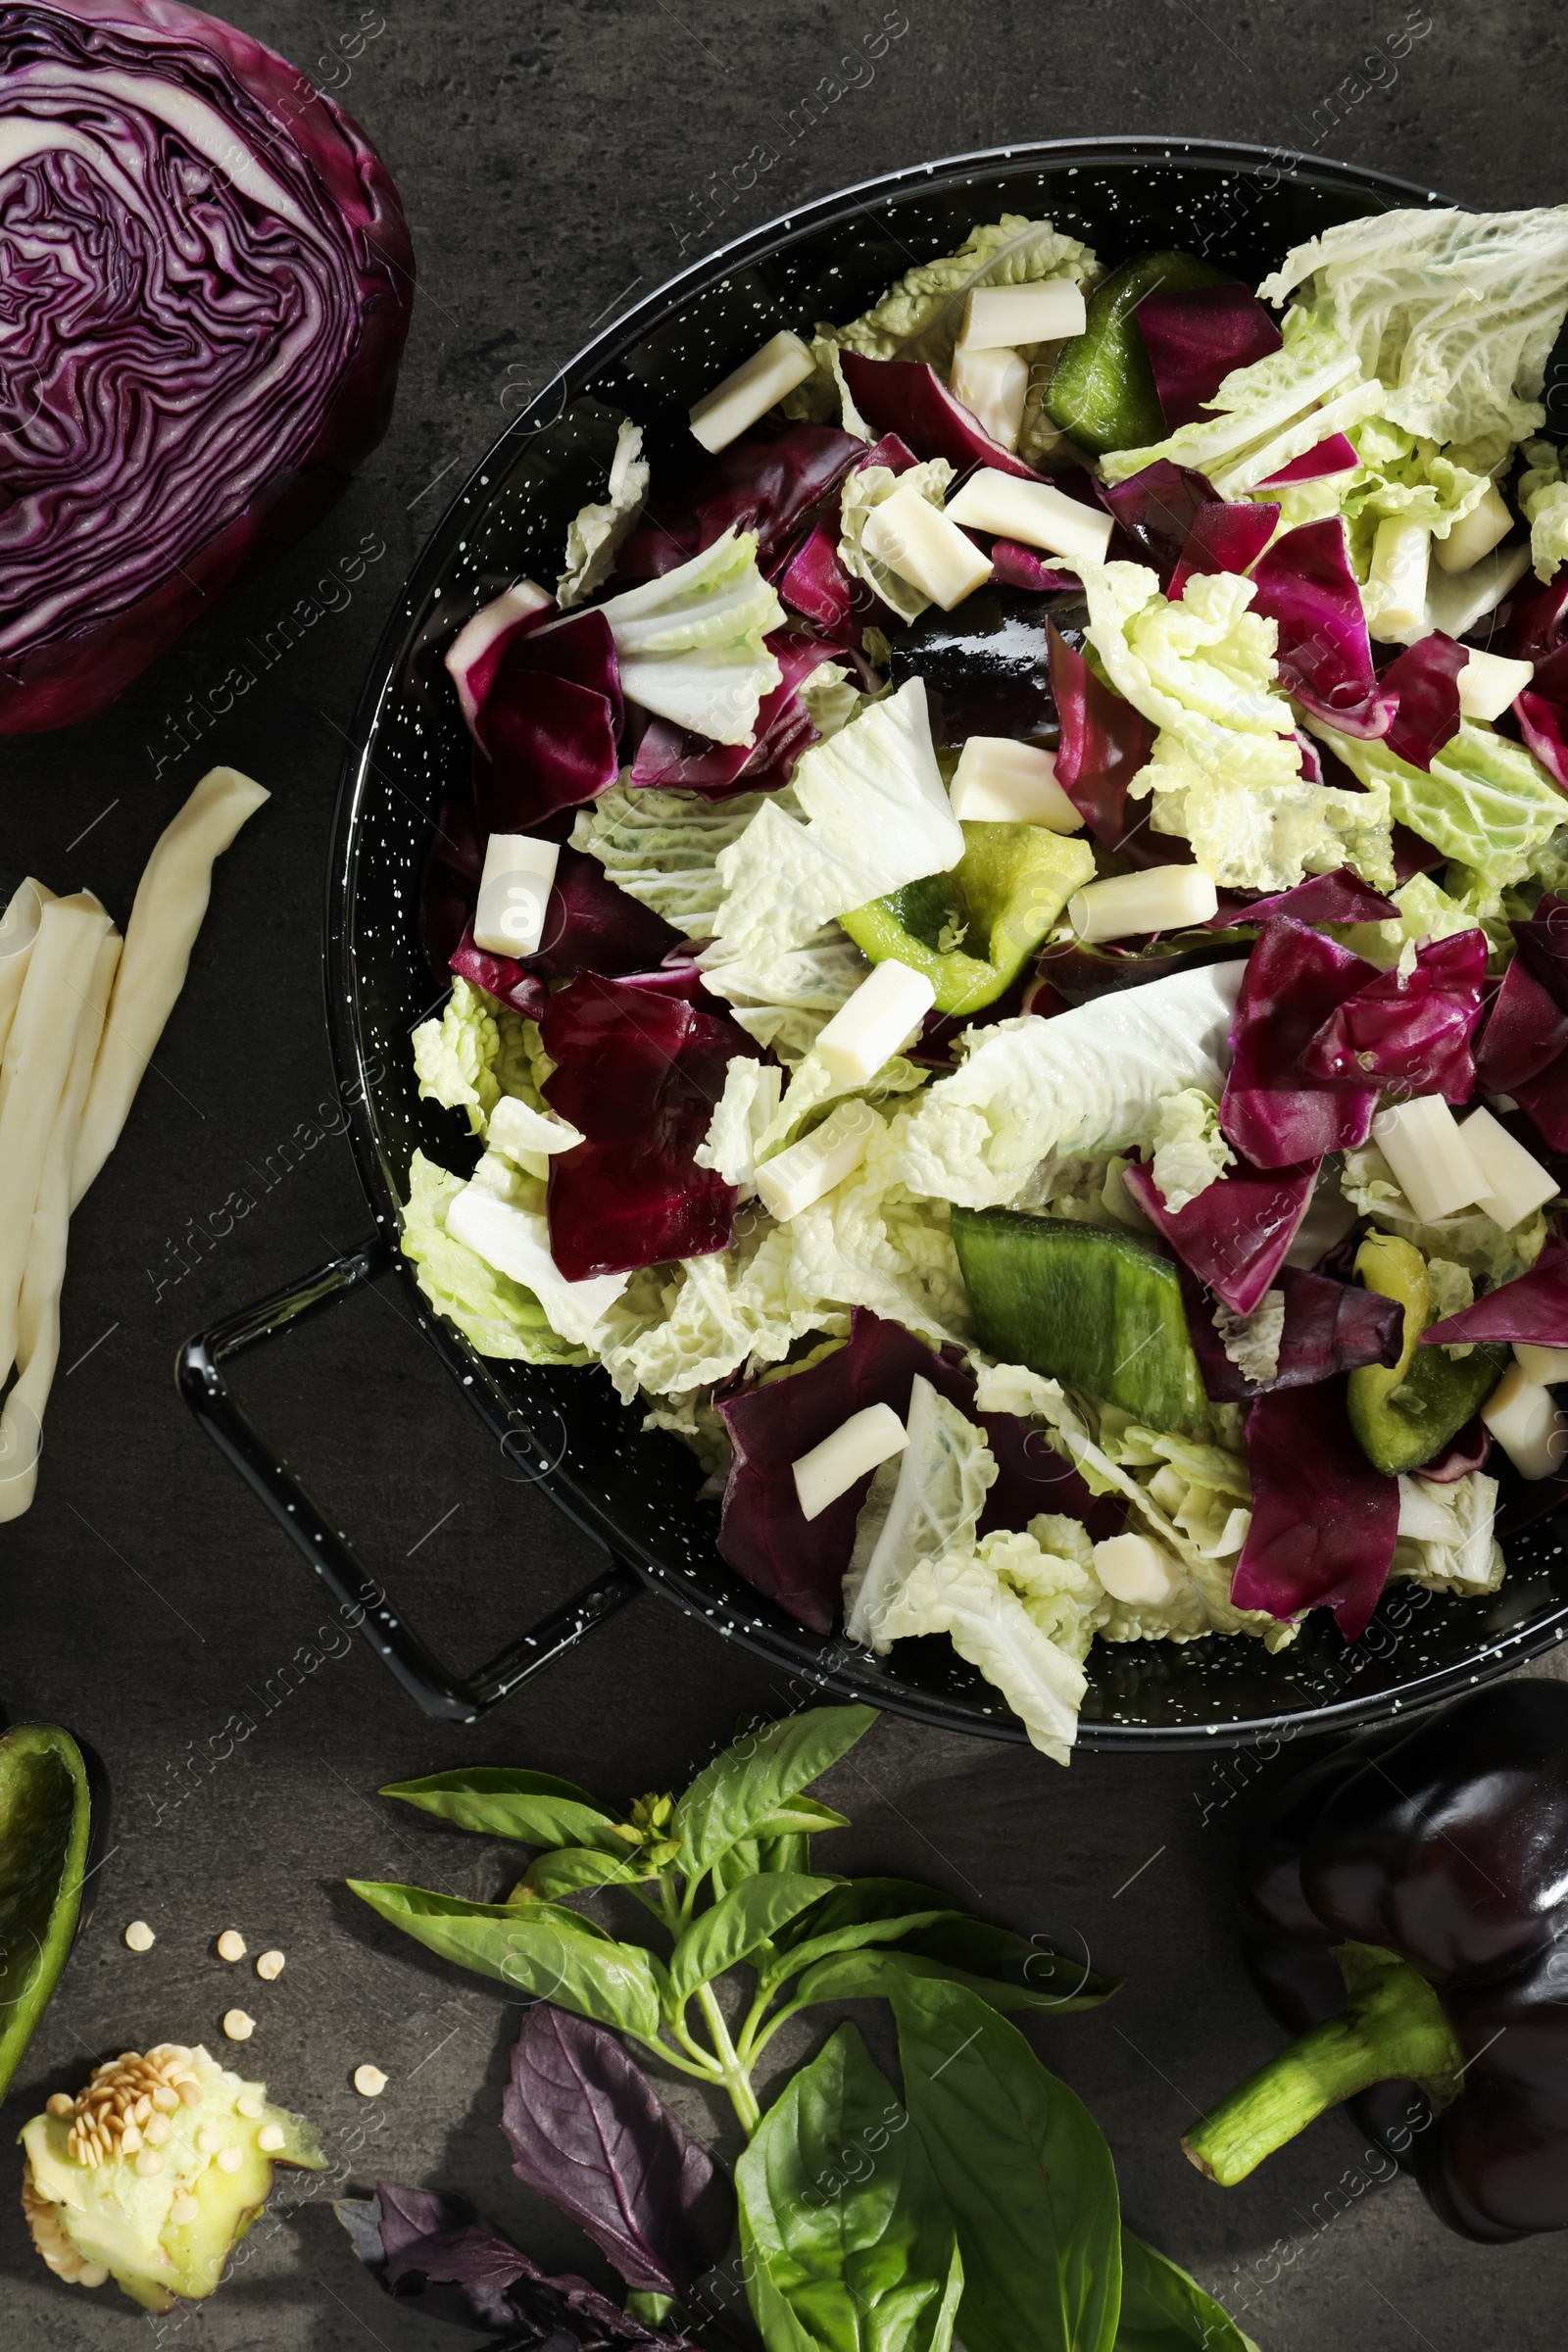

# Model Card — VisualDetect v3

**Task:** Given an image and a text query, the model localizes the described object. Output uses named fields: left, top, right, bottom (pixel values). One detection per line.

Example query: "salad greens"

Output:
left=345, top=1706, right=1257, bottom=2352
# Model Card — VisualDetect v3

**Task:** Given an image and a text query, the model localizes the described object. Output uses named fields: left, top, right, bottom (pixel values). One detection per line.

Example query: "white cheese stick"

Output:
left=959, top=280, right=1088, bottom=349
left=1433, top=481, right=1513, bottom=574
left=0, top=920, right=120, bottom=1523
left=1371, top=1096, right=1485, bottom=1224
left=949, top=346, right=1029, bottom=451
left=1515, top=1342, right=1568, bottom=1386
left=690, top=331, right=816, bottom=455
left=860, top=487, right=993, bottom=611
left=951, top=738, right=1083, bottom=830
left=1424, top=542, right=1531, bottom=641
left=71, top=767, right=269, bottom=1207
left=1481, top=1363, right=1568, bottom=1480
left=754, top=1100, right=877, bottom=1221
left=473, top=833, right=560, bottom=956
left=793, top=1402, right=908, bottom=1521
left=1367, top=517, right=1432, bottom=642
left=814, top=961, right=935, bottom=1086
left=1456, top=648, right=1535, bottom=724
left=1093, top=1531, right=1183, bottom=1606
left=946, top=469, right=1114, bottom=567
left=1459, top=1105, right=1557, bottom=1231
left=0, top=878, right=54, bottom=1074
left=1068, top=866, right=1218, bottom=942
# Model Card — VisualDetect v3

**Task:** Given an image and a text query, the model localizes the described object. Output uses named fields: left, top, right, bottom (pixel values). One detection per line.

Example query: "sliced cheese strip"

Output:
left=0, top=878, right=55, bottom=1089
left=72, top=766, right=269, bottom=1206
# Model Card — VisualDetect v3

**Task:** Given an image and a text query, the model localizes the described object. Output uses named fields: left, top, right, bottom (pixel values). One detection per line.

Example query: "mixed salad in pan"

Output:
left=406, top=198, right=1568, bottom=1763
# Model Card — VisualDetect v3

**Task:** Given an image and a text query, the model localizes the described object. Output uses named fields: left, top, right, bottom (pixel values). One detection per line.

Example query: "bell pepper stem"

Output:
left=1183, top=1942, right=1463, bottom=2187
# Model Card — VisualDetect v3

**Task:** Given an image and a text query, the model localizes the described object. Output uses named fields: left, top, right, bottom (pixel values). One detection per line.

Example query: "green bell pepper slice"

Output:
left=0, top=1723, right=94, bottom=2103
left=1046, top=249, right=1227, bottom=456
left=1347, top=1233, right=1506, bottom=1476
left=839, top=820, right=1095, bottom=1016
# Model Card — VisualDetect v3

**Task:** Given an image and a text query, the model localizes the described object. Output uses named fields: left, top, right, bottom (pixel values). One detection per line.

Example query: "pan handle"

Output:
left=176, top=1238, right=642, bottom=1722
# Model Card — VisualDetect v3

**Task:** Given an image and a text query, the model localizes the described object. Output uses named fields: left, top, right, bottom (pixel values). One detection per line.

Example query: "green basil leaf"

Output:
left=758, top=1832, right=811, bottom=1878
left=1114, top=2230, right=1259, bottom=2352
left=378, top=1768, right=618, bottom=1851
left=737, top=2021, right=962, bottom=2352
left=710, top=1838, right=763, bottom=1900
left=780, top=1877, right=965, bottom=1944
left=891, top=1976, right=1121, bottom=2352
left=760, top=1910, right=959, bottom=1993
left=522, top=1846, right=655, bottom=1899
left=793, top=1941, right=1119, bottom=2017
left=748, top=1798, right=853, bottom=1838
left=347, top=1880, right=662, bottom=2042
left=674, top=1706, right=877, bottom=1873
left=668, top=1874, right=839, bottom=2005
left=897, top=1916, right=1123, bottom=2011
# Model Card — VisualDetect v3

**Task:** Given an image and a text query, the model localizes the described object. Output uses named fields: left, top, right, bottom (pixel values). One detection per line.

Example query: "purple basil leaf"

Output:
left=1421, top=1238, right=1568, bottom=1348
left=1300, top=927, right=1486, bottom=1101
left=1136, top=282, right=1283, bottom=431
left=1209, top=866, right=1397, bottom=930
left=1168, top=498, right=1281, bottom=601
left=839, top=350, right=1040, bottom=479
left=1181, top=1262, right=1402, bottom=1400
left=504, top=2007, right=734, bottom=2300
left=1248, top=517, right=1385, bottom=735
left=1378, top=631, right=1467, bottom=769
left=1232, top=1381, right=1399, bottom=1642
left=1123, top=1154, right=1318, bottom=1317
left=616, top=422, right=863, bottom=582
left=1256, top=432, right=1360, bottom=487
left=1220, top=917, right=1382, bottom=1168
left=540, top=974, right=760, bottom=1280
left=473, top=612, right=624, bottom=832
left=1097, top=460, right=1215, bottom=585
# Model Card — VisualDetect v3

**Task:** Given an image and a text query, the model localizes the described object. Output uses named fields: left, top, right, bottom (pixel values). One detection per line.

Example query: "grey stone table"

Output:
left=4, top=4, right=1568, bottom=2346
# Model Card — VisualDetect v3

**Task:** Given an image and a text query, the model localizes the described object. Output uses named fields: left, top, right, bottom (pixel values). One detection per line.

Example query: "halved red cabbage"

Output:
left=629, top=634, right=839, bottom=797
left=1122, top=1154, right=1318, bottom=1316
left=838, top=351, right=1040, bottom=479
left=714, top=1309, right=1116, bottom=1633
left=1300, top=929, right=1487, bottom=1102
left=470, top=612, right=623, bottom=834
left=1167, top=499, right=1281, bottom=601
left=0, top=0, right=414, bottom=732
left=1232, top=1381, right=1398, bottom=1642
left=777, top=433, right=913, bottom=634
left=1181, top=1263, right=1402, bottom=1399
left=1247, top=518, right=1385, bottom=736
left=1377, top=631, right=1467, bottom=769
left=615, top=423, right=862, bottom=582
left=1209, top=867, right=1398, bottom=930
left=1220, top=917, right=1381, bottom=1167
left=1421, top=1239, right=1568, bottom=1348
left=1135, top=282, right=1283, bottom=432
left=1098, top=462, right=1215, bottom=584
left=539, top=974, right=760, bottom=1281
left=1257, top=433, right=1360, bottom=487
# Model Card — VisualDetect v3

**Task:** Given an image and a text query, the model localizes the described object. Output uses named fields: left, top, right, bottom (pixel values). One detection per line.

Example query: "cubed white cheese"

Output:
left=1371, top=1096, right=1486, bottom=1224
left=445, top=1187, right=628, bottom=1346
left=1515, top=1341, right=1568, bottom=1386
left=1456, top=647, right=1535, bottom=724
left=949, top=345, right=1029, bottom=451
left=860, top=487, right=993, bottom=611
left=753, top=1099, right=878, bottom=1221
left=689, top=330, right=817, bottom=454
left=1067, top=865, right=1219, bottom=943
left=1424, top=542, right=1532, bottom=640
left=959, top=280, right=1088, bottom=350
left=1458, top=1104, right=1557, bottom=1231
left=792, top=1401, right=908, bottom=1521
left=1368, top=516, right=1432, bottom=642
left=472, top=833, right=560, bottom=957
left=946, top=468, right=1114, bottom=568
left=950, top=737, right=1084, bottom=830
left=1481, top=1361, right=1568, bottom=1480
left=1433, top=480, right=1514, bottom=575
left=1093, top=1532, right=1184, bottom=1607
left=814, top=960, right=936, bottom=1087
left=488, top=1095, right=584, bottom=1162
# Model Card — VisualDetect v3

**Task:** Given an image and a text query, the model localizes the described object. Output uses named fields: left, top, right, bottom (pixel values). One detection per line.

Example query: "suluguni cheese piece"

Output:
left=472, top=833, right=559, bottom=958
left=1458, top=1105, right=1557, bottom=1231
left=1456, top=648, right=1535, bottom=724
left=1093, top=1532, right=1183, bottom=1607
left=959, top=280, right=1088, bottom=350
left=1425, top=542, right=1531, bottom=641
left=1371, top=1096, right=1485, bottom=1225
left=814, top=960, right=936, bottom=1087
left=792, top=1402, right=908, bottom=1522
left=1514, top=1342, right=1568, bottom=1386
left=1068, top=865, right=1219, bottom=943
left=1433, top=480, right=1514, bottom=575
left=946, top=468, right=1113, bottom=567
left=1481, top=1362, right=1568, bottom=1480
left=1367, top=516, right=1432, bottom=642
left=689, top=330, right=816, bottom=455
left=753, top=1100, right=877, bottom=1222
left=950, top=738, right=1084, bottom=831
left=949, top=345, right=1029, bottom=451
left=860, top=486, right=993, bottom=612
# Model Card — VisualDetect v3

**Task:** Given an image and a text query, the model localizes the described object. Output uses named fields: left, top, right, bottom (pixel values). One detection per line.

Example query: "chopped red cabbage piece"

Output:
left=1421, top=1240, right=1568, bottom=1348
left=629, top=633, right=839, bottom=796
left=420, top=795, right=486, bottom=979
left=446, top=585, right=558, bottom=731
left=1493, top=573, right=1568, bottom=665
left=986, top=540, right=1080, bottom=592
left=1047, top=619, right=1181, bottom=864
left=615, top=423, right=863, bottom=581
left=1135, top=282, right=1283, bottom=432
left=1122, top=1153, right=1318, bottom=1317
left=1248, top=518, right=1385, bottom=736
left=1378, top=631, right=1467, bottom=769
left=777, top=433, right=913, bottom=633
left=471, top=611, right=623, bottom=833
left=838, top=351, right=1040, bottom=479
left=1517, top=641, right=1568, bottom=790
left=1209, top=867, right=1398, bottom=930
left=1180, top=1262, right=1402, bottom=1400
left=540, top=974, right=760, bottom=1281
left=449, top=924, right=548, bottom=1019
left=1415, top=1418, right=1493, bottom=1482
left=1257, top=433, right=1361, bottom=487
left=1220, top=916, right=1382, bottom=1167
left=1168, top=499, right=1281, bottom=601
left=1098, top=461, right=1215, bottom=585
left=1476, top=896, right=1568, bottom=1146
left=1300, top=928, right=1487, bottom=1102
left=1232, top=1381, right=1399, bottom=1642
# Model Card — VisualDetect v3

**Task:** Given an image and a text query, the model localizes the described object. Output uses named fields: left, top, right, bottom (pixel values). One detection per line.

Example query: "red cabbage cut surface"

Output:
left=629, top=633, right=837, bottom=796
left=838, top=351, right=1040, bottom=479
left=1135, top=282, right=1283, bottom=432
left=714, top=1309, right=1115, bottom=1633
left=471, top=612, right=623, bottom=833
left=985, top=540, right=1079, bottom=592
left=1220, top=916, right=1381, bottom=1167
left=1168, top=499, right=1281, bottom=600
left=1233, top=1381, right=1398, bottom=1641
left=1422, top=1240, right=1568, bottom=1348
left=1181, top=1262, right=1402, bottom=1400
left=1415, top=1417, right=1492, bottom=1481
left=1122, top=1153, right=1318, bottom=1316
left=540, top=974, right=760, bottom=1281
left=1300, top=928, right=1487, bottom=1102
left=1098, top=461, right=1215, bottom=585
left=448, top=924, right=548, bottom=1020
left=615, top=423, right=862, bottom=582
left=1248, top=518, right=1386, bottom=736
left=1378, top=631, right=1467, bottom=769
left=1047, top=619, right=1174, bottom=861
left=0, top=0, right=414, bottom=732
left=1257, top=433, right=1361, bottom=487
left=1209, top=867, right=1398, bottom=930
